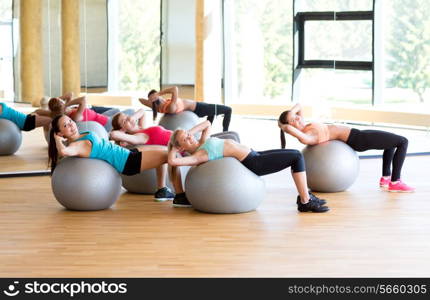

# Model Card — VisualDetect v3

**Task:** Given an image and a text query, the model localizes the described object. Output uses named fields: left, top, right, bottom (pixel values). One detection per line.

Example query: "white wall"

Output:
left=161, top=0, right=195, bottom=85
left=80, top=0, right=108, bottom=89
left=42, top=0, right=62, bottom=97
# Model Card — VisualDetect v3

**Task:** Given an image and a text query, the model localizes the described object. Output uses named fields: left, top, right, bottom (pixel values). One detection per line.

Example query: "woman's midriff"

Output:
left=182, top=98, right=196, bottom=111
left=223, top=139, right=250, bottom=161
left=327, top=124, right=351, bottom=142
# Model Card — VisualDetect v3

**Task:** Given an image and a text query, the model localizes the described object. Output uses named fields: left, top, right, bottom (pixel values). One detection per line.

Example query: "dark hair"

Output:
left=48, top=114, right=65, bottom=174
left=111, top=113, right=121, bottom=131
left=278, top=110, right=290, bottom=149
left=148, top=89, right=159, bottom=121
left=48, top=97, right=64, bottom=117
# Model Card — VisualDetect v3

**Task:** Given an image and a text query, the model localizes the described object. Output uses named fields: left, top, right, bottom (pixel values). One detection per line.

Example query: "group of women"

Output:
left=0, top=86, right=414, bottom=214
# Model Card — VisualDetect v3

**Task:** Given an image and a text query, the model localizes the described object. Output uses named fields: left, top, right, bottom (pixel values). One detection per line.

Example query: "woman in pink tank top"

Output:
left=40, top=92, right=120, bottom=131
left=109, top=109, right=172, bottom=147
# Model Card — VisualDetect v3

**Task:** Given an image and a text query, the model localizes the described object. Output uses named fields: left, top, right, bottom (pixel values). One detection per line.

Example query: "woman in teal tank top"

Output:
left=47, top=114, right=187, bottom=202
left=167, top=120, right=330, bottom=213
left=1, top=102, right=51, bottom=131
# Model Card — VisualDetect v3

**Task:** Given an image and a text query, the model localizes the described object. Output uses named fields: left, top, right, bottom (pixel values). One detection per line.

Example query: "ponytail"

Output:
left=278, top=110, right=290, bottom=149
left=47, top=115, right=63, bottom=174
left=148, top=89, right=159, bottom=121
left=280, top=130, right=286, bottom=149
left=151, top=102, right=158, bottom=121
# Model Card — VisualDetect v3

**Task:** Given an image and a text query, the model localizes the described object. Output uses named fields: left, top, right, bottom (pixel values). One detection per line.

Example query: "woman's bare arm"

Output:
left=66, top=96, right=87, bottom=121
left=138, top=98, right=152, bottom=108
left=158, top=86, right=178, bottom=99
left=168, top=148, right=207, bottom=167
left=110, top=130, right=148, bottom=145
left=33, top=109, right=52, bottom=117
left=54, top=134, right=88, bottom=157
left=278, top=122, right=318, bottom=145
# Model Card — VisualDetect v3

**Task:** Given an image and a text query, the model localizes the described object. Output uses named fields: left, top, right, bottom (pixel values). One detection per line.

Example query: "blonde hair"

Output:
left=167, top=128, right=183, bottom=180
left=167, top=128, right=183, bottom=152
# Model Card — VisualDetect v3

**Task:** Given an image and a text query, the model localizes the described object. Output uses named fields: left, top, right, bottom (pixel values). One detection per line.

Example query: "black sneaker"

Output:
left=154, top=187, right=175, bottom=202
left=296, top=192, right=327, bottom=206
left=297, top=197, right=330, bottom=213
left=173, top=193, right=192, bottom=207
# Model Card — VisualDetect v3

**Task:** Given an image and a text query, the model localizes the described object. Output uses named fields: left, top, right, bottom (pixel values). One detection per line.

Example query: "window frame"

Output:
left=295, top=11, right=374, bottom=71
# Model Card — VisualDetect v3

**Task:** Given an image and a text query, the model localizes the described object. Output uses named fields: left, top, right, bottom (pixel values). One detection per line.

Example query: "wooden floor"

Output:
left=0, top=127, right=48, bottom=173
left=1, top=104, right=429, bottom=277
left=1, top=154, right=429, bottom=277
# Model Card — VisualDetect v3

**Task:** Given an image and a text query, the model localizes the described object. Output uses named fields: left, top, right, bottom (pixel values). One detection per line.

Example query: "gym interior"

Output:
left=1, top=0, right=429, bottom=277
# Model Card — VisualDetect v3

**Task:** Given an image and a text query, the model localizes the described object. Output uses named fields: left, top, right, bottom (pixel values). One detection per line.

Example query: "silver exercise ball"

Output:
left=210, top=131, right=241, bottom=143
left=302, top=140, right=360, bottom=192
left=0, top=119, right=22, bottom=155
left=77, top=121, right=109, bottom=140
left=51, top=157, right=122, bottom=211
left=121, top=165, right=191, bottom=194
left=185, top=157, right=266, bottom=213
left=159, top=111, right=200, bottom=131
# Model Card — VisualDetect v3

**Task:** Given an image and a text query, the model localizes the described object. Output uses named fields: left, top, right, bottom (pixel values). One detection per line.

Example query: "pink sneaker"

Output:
left=388, top=180, right=415, bottom=193
left=379, top=177, right=390, bottom=189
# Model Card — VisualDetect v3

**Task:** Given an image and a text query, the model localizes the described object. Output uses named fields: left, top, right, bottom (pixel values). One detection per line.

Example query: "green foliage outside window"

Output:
left=234, top=0, right=292, bottom=100
left=387, top=0, right=430, bottom=103
left=118, top=0, right=161, bottom=92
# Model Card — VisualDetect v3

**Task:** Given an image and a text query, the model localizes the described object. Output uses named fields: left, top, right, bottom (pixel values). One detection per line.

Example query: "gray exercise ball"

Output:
left=121, top=165, right=190, bottom=194
left=77, top=121, right=109, bottom=140
left=210, top=131, right=240, bottom=143
left=159, top=111, right=200, bottom=131
left=51, top=157, right=122, bottom=211
left=0, top=119, right=22, bottom=155
left=302, top=140, right=360, bottom=192
left=185, top=157, right=266, bottom=213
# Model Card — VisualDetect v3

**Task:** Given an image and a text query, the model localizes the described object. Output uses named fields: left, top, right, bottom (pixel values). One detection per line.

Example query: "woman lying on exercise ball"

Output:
left=167, top=120, right=329, bottom=212
left=39, top=92, right=132, bottom=131
left=109, top=109, right=172, bottom=147
left=278, top=103, right=414, bottom=192
left=139, top=86, right=232, bottom=132
left=48, top=114, right=188, bottom=202
left=1, top=102, right=51, bottom=131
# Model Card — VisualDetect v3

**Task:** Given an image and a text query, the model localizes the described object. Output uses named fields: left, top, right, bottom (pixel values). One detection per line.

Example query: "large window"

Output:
left=108, top=0, right=161, bottom=94
left=292, top=0, right=374, bottom=106
left=0, top=0, right=13, bottom=100
left=380, top=0, right=430, bottom=108
left=223, top=0, right=293, bottom=105
left=224, top=0, right=430, bottom=111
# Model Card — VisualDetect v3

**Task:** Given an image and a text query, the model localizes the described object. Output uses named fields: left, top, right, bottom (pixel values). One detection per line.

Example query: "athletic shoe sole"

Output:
left=297, top=207, right=330, bottom=213
left=172, top=203, right=192, bottom=208
left=154, top=198, right=174, bottom=202
left=388, top=189, right=415, bottom=193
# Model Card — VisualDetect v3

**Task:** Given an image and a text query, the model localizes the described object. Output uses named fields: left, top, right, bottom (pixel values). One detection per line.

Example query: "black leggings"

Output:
left=91, top=106, right=115, bottom=114
left=22, top=114, right=36, bottom=131
left=193, top=102, right=232, bottom=132
left=121, top=149, right=142, bottom=176
left=241, top=149, right=305, bottom=176
left=346, top=128, right=408, bottom=181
